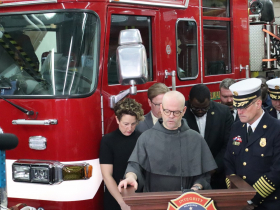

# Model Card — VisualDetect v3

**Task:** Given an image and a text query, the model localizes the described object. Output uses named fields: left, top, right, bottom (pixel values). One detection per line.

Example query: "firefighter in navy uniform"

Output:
left=266, top=78, right=280, bottom=120
left=224, top=78, right=280, bottom=210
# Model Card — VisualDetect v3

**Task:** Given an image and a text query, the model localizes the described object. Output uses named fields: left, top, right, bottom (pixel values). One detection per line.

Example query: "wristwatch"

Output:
left=247, top=200, right=254, bottom=205
left=192, top=185, right=202, bottom=190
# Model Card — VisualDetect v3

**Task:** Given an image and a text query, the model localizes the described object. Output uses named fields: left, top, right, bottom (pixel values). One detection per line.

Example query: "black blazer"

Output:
left=183, top=100, right=233, bottom=172
left=136, top=111, right=154, bottom=133
left=265, top=106, right=277, bottom=119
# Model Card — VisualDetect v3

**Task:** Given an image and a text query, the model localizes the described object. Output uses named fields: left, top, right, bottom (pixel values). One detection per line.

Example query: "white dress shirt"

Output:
left=195, top=113, right=207, bottom=138
left=247, top=110, right=265, bottom=132
left=151, top=111, right=159, bottom=125
left=232, top=109, right=237, bottom=121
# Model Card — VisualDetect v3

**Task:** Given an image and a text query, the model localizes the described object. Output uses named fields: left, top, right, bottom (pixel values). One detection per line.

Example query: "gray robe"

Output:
left=126, top=118, right=217, bottom=192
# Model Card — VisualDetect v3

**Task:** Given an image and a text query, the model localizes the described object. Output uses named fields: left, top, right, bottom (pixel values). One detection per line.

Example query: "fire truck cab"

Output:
left=0, top=0, right=248, bottom=209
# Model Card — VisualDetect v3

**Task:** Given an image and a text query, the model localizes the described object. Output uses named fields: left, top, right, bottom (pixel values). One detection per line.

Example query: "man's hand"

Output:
left=191, top=184, right=203, bottom=191
left=118, top=173, right=138, bottom=192
left=242, top=204, right=257, bottom=210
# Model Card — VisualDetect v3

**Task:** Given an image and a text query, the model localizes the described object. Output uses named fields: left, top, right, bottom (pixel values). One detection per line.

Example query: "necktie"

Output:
left=247, top=126, right=252, bottom=140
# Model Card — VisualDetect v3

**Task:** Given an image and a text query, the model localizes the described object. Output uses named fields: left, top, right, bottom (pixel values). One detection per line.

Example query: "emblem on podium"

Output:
left=167, top=192, right=217, bottom=210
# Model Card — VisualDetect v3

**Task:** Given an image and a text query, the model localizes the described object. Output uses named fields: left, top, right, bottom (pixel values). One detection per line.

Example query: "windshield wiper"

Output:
left=0, top=86, right=11, bottom=90
left=0, top=95, right=34, bottom=116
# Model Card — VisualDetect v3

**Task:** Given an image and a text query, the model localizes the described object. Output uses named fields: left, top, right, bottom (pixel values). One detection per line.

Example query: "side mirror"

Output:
left=116, top=29, right=148, bottom=85
left=109, top=29, right=148, bottom=108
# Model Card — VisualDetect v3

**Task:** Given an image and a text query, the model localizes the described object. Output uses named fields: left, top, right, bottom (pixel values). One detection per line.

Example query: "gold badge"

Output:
left=260, top=138, right=266, bottom=147
left=275, top=86, right=279, bottom=90
left=233, top=91, right=238, bottom=96
left=211, top=112, right=215, bottom=115
left=270, top=108, right=273, bottom=111
left=243, top=124, right=245, bottom=127
left=263, top=125, right=267, bottom=129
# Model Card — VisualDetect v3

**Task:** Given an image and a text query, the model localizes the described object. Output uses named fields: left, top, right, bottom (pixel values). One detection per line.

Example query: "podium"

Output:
left=121, top=175, right=256, bottom=210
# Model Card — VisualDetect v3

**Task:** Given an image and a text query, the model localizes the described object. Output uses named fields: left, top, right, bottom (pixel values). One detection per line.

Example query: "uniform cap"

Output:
left=266, top=78, right=280, bottom=100
left=229, top=78, right=261, bottom=108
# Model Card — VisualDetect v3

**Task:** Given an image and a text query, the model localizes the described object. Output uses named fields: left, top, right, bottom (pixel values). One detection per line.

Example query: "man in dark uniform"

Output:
left=224, top=78, right=280, bottom=210
left=266, top=78, right=280, bottom=119
left=183, top=84, right=233, bottom=189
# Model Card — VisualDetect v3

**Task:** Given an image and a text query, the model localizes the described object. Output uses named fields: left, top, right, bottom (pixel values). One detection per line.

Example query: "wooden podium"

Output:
left=121, top=176, right=256, bottom=210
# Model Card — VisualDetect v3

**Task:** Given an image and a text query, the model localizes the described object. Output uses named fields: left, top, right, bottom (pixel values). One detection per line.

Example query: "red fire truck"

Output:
left=0, top=0, right=248, bottom=209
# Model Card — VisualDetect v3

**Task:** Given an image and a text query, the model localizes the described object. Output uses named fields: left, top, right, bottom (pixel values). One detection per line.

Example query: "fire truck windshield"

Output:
left=0, top=12, right=99, bottom=97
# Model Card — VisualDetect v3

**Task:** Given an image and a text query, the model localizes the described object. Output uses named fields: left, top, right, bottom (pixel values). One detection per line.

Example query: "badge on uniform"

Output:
left=260, top=138, right=266, bottom=147
left=233, top=136, right=242, bottom=146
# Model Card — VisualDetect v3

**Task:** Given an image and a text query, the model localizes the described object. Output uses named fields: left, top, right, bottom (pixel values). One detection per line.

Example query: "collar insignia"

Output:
left=263, top=125, right=267, bottom=129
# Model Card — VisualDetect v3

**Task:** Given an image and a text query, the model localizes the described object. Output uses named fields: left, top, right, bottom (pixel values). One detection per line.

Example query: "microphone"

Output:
left=0, top=133, right=18, bottom=150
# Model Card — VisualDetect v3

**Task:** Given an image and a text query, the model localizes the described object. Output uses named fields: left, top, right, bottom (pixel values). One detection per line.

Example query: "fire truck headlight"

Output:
left=12, top=160, right=92, bottom=184
left=31, top=167, right=50, bottom=183
left=12, top=160, right=63, bottom=184
left=13, top=165, right=30, bottom=181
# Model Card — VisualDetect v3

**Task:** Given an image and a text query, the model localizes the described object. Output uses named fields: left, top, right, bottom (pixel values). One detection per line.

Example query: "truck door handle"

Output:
left=240, top=64, right=250, bottom=78
left=12, top=119, right=58, bottom=125
left=165, top=70, right=176, bottom=90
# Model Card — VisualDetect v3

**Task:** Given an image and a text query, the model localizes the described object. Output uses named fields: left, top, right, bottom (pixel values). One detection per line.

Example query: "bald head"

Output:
left=160, top=91, right=186, bottom=130
left=162, top=91, right=185, bottom=109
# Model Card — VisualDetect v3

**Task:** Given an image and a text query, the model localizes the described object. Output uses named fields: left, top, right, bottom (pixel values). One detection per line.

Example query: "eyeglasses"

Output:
left=190, top=105, right=210, bottom=112
left=162, top=107, right=184, bottom=117
left=151, top=100, right=161, bottom=107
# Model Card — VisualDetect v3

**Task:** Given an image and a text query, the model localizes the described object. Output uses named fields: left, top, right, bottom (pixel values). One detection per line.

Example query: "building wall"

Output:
left=272, top=0, right=280, bottom=17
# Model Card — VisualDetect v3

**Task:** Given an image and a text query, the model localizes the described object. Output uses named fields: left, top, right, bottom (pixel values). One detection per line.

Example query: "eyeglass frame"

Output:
left=190, top=104, right=210, bottom=112
left=162, top=106, right=184, bottom=117
left=150, top=100, right=162, bottom=107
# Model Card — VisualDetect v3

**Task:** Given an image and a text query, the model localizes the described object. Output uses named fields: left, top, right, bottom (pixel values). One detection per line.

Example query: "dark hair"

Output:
left=147, top=83, right=170, bottom=100
left=220, top=78, right=235, bottom=90
left=114, top=98, right=144, bottom=122
left=189, top=84, right=210, bottom=103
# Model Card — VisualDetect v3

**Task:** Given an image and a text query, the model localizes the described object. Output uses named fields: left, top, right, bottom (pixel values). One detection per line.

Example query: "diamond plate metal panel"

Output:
left=250, top=24, right=265, bottom=71
left=274, top=17, right=280, bottom=26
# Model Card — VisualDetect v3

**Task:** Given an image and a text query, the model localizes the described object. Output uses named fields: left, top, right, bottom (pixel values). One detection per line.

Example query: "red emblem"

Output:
left=167, top=192, right=217, bottom=210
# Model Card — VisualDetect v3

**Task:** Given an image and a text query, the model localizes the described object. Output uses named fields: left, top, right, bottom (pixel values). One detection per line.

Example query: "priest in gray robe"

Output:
left=118, top=91, right=217, bottom=193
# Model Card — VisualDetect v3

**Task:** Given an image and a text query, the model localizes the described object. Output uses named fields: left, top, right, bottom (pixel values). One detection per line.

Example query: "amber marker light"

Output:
left=62, top=164, right=92, bottom=181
